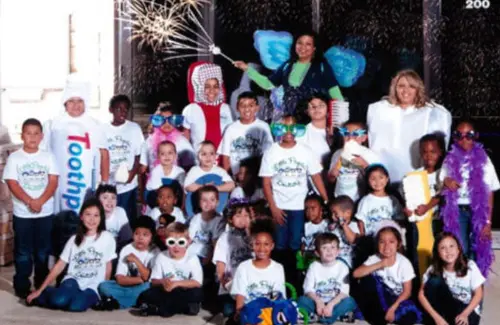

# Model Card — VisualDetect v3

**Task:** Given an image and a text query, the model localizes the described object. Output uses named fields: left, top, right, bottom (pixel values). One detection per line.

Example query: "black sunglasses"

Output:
left=452, top=130, right=477, bottom=141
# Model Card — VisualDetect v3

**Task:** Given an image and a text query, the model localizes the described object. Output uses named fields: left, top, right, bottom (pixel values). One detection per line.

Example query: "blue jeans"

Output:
left=13, top=215, right=53, bottom=297
left=117, top=188, right=138, bottom=225
left=98, top=280, right=150, bottom=308
left=458, top=206, right=473, bottom=258
left=275, top=209, right=305, bottom=250
left=36, top=279, right=99, bottom=312
left=297, top=295, right=357, bottom=324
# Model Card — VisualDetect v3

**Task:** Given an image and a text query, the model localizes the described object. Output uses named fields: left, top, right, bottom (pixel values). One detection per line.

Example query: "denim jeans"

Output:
left=13, top=215, right=53, bottom=297
left=297, top=295, right=357, bottom=324
left=117, top=188, right=138, bottom=225
left=36, top=278, right=99, bottom=312
left=275, top=209, right=305, bottom=250
left=98, top=280, right=150, bottom=308
left=458, top=205, right=473, bottom=258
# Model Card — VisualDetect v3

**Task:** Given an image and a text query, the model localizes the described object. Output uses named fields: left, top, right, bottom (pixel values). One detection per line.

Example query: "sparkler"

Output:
left=120, top=0, right=234, bottom=63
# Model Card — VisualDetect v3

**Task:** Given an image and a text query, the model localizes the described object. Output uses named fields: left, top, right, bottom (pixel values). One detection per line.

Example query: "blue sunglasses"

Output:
left=150, top=114, right=184, bottom=128
left=339, top=127, right=367, bottom=137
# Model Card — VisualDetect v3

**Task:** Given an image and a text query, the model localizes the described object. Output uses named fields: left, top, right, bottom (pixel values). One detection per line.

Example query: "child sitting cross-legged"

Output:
left=97, top=216, right=159, bottom=310
left=136, top=222, right=203, bottom=317
left=297, top=233, right=357, bottom=324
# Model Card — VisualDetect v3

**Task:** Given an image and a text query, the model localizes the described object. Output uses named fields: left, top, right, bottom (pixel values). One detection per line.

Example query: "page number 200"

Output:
left=466, top=0, right=490, bottom=8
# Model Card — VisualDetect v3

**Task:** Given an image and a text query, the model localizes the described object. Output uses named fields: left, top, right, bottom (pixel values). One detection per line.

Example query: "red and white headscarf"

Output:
left=187, top=61, right=226, bottom=105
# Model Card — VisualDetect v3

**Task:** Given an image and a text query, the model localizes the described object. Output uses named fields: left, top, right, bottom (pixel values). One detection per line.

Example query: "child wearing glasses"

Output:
left=136, top=222, right=203, bottom=317
left=105, top=95, right=144, bottom=222
left=259, top=114, right=328, bottom=286
left=439, top=120, right=499, bottom=277
left=218, top=91, right=273, bottom=176
left=328, top=120, right=379, bottom=202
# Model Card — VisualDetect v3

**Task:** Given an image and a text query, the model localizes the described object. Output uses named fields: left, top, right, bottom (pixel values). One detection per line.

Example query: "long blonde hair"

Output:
left=386, top=69, right=428, bottom=108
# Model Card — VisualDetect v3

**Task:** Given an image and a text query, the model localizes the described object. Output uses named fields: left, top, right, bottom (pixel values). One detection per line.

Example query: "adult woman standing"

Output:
left=234, top=31, right=344, bottom=123
left=367, top=69, right=451, bottom=184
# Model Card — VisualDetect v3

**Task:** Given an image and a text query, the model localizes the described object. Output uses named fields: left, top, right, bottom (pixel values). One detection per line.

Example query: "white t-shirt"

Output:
left=297, top=123, right=331, bottom=167
left=410, top=167, right=442, bottom=220
left=145, top=164, right=186, bottom=191
left=218, top=119, right=273, bottom=175
left=149, top=206, right=186, bottom=226
left=423, top=261, right=485, bottom=315
left=330, top=221, right=360, bottom=268
left=188, top=213, right=225, bottom=258
left=104, top=121, right=144, bottom=194
left=231, top=259, right=286, bottom=304
left=182, top=102, right=234, bottom=151
left=42, top=114, right=106, bottom=213
left=150, top=252, right=203, bottom=285
left=330, top=148, right=380, bottom=202
left=303, top=261, right=350, bottom=303
left=440, top=155, right=500, bottom=205
left=355, top=194, right=403, bottom=235
left=363, top=253, right=415, bottom=296
left=259, top=143, right=323, bottom=210
left=230, top=186, right=264, bottom=201
left=105, top=207, right=130, bottom=239
left=115, top=243, right=159, bottom=278
left=302, top=220, right=329, bottom=251
left=60, top=231, right=117, bottom=293
left=140, top=134, right=196, bottom=172
left=2, top=149, right=59, bottom=218
left=184, top=165, right=232, bottom=189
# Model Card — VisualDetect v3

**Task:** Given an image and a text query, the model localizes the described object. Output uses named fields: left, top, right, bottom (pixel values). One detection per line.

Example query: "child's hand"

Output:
left=415, top=204, right=430, bottom=216
left=270, top=206, right=287, bottom=226
left=315, top=300, right=326, bottom=317
left=233, top=61, right=249, bottom=71
left=403, top=207, right=413, bottom=218
left=323, top=301, right=336, bottom=317
left=26, top=290, right=41, bottom=304
left=126, top=253, right=139, bottom=264
left=28, top=199, right=43, bottom=213
left=380, top=258, right=392, bottom=268
left=481, top=224, right=492, bottom=240
left=455, top=312, right=469, bottom=325
left=163, top=278, right=177, bottom=292
left=384, top=306, right=396, bottom=323
left=328, top=168, right=340, bottom=182
left=433, top=315, right=449, bottom=325
left=443, top=177, right=460, bottom=191
left=351, top=155, right=369, bottom=169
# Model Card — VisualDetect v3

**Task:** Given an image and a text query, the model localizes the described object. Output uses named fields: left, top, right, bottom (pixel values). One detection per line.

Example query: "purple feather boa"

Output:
left=440, top=142, right=493, bottom=277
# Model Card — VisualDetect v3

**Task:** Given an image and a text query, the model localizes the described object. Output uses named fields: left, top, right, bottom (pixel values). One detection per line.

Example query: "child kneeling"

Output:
left=136, top=222, right=203, bottom=317
left=97, top=216, right=158, bottom=309
left=298, top=233, right=357, bottom=324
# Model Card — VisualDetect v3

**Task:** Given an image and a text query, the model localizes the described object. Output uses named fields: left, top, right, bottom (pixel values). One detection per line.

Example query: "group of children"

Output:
left=2, top=65, right=499, bottom=325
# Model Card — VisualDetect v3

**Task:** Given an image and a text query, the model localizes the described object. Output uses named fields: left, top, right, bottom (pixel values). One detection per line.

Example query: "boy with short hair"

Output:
left=297, top=233, right=357, bottom=324
left=105, top=94, right=144, bottom=223
left=218, top=91, right=273, bottom=175
left=137, top=222, right=203, bottom=317
left=3, top=118, right=59, bottom=298
left=97, top=216, right=159, bottom=309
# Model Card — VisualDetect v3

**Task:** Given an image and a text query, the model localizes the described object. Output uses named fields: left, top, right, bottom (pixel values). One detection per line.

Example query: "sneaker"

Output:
left=137, top=303, right=159, bottom=317
left=340, top=311, right=355, bottom=323
left=186, top=302, right=200, bottom=315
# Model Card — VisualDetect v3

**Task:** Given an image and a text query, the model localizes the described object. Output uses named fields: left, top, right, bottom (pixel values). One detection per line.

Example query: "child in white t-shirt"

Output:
left=97, top=216, right=159, bottom=309
left=419, top=232, right=484, bottom=325
left=219, top=91, right=273, bottom=176
left=231, top=219, right=286, bottom=321
left=145, top=140, right=186, bottom=192
left=353, top=221, right=421, bottom=325
left=213, top=199, right=253, bottom=317
left=3, top=118, right=59, bottom=299
left=136, top=222, right=203, bottom=317
left=26, top=199, right=117, bottom=312
left=184, top=141, right=235, bottom=195
left=260, top=115, right=328, bottom=256
left=328, top=120, right=379, bottom=202
left=230, top=157, right=264, bottom=202
left=149, top=185, right=186, bottom=226
left=95, top=184, right=132, bottom=250
left=328, top=195, right=364, bottom=269
left=297, top=233, right=356, bottom=324
left=105, top=95, right=144, bottom=223
left=187, top=185, right=225, bottom=264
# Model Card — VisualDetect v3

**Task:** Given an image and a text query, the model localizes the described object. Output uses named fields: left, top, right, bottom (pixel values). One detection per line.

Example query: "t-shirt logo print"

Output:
left=72, top=247, right=104, bottom=280
left=108, top=135, right=132, bottom=168
left=17, top=162, right=49, bottom=191
left=274, top=157, right=307, bottom=188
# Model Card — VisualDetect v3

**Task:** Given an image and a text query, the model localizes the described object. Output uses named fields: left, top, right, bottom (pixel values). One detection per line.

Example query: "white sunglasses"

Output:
left=165, top=237, right=188, bottom=248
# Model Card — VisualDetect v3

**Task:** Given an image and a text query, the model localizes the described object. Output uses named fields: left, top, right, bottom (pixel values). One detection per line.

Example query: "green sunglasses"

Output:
left=270, top=123, right=306, bottom=137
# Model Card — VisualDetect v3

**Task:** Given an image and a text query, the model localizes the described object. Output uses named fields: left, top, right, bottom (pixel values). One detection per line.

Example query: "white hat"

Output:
left=374, top=219, right=403, bottom=237
left=61, top=73, right=91, bottom=112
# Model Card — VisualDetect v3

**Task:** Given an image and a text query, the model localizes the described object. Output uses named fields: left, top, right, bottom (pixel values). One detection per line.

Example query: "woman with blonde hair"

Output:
left=367, top=69, right=451, bottom=184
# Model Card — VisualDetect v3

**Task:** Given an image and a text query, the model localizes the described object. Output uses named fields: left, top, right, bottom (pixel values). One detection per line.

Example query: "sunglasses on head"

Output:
left=165, top=237, right=188, bottom=248
left=150, top=114, right=184, bottom=128
left=270, top=123, right=306, bottom=138
left=452, top=130, right=477, bottom=141
left=338, top=127, right=367, bottom=137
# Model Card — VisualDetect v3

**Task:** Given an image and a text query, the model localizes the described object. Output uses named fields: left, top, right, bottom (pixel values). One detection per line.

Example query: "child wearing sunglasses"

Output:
left=105, top=94, right=144, bottom=223
left=136, top=222, right=203, bottom=317
left=259, top=114, right=328, bottom=286
left=140, top=102, right=196, bottom=176
left=439, top=120, right=499, bottom=277
left=328, top=121, right=379, bottom=202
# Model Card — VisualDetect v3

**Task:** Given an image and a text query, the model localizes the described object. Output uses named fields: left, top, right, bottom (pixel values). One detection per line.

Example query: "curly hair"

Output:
left=386, top=69, right=429, bottom=108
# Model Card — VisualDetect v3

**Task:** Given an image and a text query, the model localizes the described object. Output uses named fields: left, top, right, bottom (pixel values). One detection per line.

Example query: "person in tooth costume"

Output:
left=41, top=73, right=110, bottom=213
